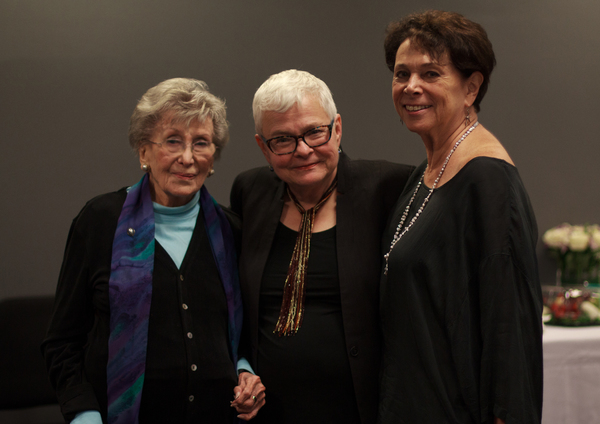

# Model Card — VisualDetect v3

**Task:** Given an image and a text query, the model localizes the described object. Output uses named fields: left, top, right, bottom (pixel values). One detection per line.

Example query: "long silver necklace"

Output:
left=383, top=121, right=479, bottom=275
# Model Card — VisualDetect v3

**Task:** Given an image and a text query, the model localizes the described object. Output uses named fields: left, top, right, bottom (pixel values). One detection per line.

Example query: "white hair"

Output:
left=129, top=78, right=229, bottom=159
left=252, top=69, right=337, bottom=134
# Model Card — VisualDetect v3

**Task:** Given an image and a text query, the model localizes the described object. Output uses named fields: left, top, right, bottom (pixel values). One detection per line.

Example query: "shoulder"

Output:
left=230, top=166, right=281, bottom=214
left=339, top=155, right=415, bottom=193
left=452, top=157, right=538, bottom=251
left=232, top=166, right=277, bottom=188
left=79, top=188, right=128, bottom=216
left=346, top=158, right=414, bottom=176
left=219, top=205, right=241, bottom=231
left=72, top=188, right=128, bottom=230
left=457, top=157, right=524, bottom=196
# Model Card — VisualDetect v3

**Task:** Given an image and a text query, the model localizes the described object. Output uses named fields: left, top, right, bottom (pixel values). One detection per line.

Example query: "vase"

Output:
left=556, top=265, right=600, bottom=287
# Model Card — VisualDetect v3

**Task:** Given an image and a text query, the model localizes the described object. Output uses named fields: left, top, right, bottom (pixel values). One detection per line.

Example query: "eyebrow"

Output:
left=394, top=60, right=443, bottom=70
left=269, top=122, right=326, bottom=137
left=161, top=130, right=212, bottom=143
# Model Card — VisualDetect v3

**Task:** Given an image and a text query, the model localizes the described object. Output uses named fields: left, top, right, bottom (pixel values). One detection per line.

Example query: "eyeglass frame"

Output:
left=145, top=139, right=215, bottom=156
left=259, top=118, right=335, bottom=155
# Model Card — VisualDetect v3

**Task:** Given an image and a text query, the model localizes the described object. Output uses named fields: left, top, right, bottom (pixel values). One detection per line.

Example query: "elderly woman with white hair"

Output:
left=230, top=70, right=414, bottom=423
left=43, top=78, right=264, bottom=424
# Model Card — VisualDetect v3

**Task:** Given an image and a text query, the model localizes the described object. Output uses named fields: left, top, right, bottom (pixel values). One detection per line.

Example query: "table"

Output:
left=543, top=324, right=600, bottom=424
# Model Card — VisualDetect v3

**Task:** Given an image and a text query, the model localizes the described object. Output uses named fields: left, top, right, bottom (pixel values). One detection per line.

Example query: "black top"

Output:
left=231, top=154, right=415, bottom=424
left=255, top=223, right=360, bottom=424
left=42, top=188, right=239, bottom=423
left=379, top=158, right=543, bottom=424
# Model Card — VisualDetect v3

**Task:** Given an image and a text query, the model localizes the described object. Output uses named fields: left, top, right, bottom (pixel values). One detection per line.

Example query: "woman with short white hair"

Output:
left=231, top=69, right=414, bottom=423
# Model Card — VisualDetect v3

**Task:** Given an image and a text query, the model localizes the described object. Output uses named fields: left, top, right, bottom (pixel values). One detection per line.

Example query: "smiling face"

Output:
left=256, top=96, right=341, bottom=200
left=392, top=38, right=478, bottom=141
left=139, top=116, right=216, bottom=207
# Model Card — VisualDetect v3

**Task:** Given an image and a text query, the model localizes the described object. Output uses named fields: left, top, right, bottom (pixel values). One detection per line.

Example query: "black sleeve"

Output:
left=477, top=253, right=543, bottom=423
left=456, top=161, right=543, bottom=423
left=41, top=212, right=101, bottom=421
left=41, top=191, right=125, bottom=422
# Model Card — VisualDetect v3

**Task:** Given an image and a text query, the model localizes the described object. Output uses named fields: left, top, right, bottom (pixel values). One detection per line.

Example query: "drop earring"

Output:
left=465, top=107, right=471, bottom=127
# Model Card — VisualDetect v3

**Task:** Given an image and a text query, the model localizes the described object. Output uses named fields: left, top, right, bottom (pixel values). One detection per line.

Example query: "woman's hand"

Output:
left=231, top=372, right=266, bottom=420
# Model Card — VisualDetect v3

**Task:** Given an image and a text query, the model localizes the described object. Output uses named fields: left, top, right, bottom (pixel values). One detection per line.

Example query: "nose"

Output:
left=294, top=137, right=314, bottom=156
left=404, top=75, right=422, bottom=95
left=178, top=144, right=195, bottom=165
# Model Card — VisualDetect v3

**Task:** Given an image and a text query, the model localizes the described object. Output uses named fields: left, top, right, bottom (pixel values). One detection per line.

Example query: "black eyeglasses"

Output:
left=260, top=119, right=334, bottom=155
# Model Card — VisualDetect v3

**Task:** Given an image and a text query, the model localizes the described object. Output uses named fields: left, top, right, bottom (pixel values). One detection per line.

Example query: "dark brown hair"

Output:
left=384, top=10, right=496, bottom=112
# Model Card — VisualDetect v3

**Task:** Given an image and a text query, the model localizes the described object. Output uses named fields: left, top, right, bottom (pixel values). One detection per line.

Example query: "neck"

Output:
left=423, top=115, right=478, bottom=178
left=287, top=173, right=337, bottom=210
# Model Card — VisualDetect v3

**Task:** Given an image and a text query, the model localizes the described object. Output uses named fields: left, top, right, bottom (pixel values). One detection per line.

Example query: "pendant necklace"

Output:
left=383, top=121, right=479, bottom=275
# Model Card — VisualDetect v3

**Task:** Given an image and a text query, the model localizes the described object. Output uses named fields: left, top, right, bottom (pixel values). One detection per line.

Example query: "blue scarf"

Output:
left=106, top=174, right=242, bottom=424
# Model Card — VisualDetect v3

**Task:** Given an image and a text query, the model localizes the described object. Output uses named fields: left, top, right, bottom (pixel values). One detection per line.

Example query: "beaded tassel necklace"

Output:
left=384, top=121, right=479, bottom=275
left=275, top=178, right=338, bottom=336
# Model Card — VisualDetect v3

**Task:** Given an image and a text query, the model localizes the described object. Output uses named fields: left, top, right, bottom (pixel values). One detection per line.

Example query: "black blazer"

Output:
left=230, top=153, right=414, bottom=423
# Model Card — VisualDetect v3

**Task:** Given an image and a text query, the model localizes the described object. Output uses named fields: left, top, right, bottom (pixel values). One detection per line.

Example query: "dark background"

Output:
left=1, top=0, right=599, bottom=301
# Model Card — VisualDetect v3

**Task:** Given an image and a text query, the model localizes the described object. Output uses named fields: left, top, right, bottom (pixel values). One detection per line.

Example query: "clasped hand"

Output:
left=231, top=372, right=266, bottom=420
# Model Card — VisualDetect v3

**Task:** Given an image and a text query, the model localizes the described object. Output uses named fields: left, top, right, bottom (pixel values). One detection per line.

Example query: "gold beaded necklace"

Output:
left=274, top=179, right=338, bottom=336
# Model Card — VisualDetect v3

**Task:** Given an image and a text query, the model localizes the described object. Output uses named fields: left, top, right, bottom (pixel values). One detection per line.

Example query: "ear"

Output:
left=139, top=145, right=148, bottom=168
left=465, top=71, right=484, bottom=106
left=255, top=134, right=272, bottom=165
left=333, top=114, right=342, bottom=148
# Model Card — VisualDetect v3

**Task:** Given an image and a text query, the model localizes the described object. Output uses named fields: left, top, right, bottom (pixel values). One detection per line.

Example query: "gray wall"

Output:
left=1, top=0, right=599, bottom=300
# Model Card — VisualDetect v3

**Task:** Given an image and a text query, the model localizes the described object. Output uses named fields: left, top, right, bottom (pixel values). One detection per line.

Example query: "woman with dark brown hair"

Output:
left=379, top=11, right=543, bottom=424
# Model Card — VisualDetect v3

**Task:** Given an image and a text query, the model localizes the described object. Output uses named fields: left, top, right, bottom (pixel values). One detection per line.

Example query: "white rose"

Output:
left=568, top=228, right=590, bottom=251
left=543, top=226, right=571, bottom=249
left=580, top=301, right=600, bottom=320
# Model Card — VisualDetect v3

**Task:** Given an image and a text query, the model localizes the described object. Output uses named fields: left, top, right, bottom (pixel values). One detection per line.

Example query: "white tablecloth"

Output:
left=543, top=325, right=600, bottom=424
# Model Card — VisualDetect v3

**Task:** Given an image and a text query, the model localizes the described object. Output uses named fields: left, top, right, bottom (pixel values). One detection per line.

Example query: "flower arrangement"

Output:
left=543, top=223, right=600, bottom=286
left=543, top=287, right=600, bottom=326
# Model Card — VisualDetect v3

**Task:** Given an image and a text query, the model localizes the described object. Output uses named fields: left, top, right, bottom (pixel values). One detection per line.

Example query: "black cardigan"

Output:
left=42, top=187, right=241, bottom=423
left=230, top=153, right=414, bottom=423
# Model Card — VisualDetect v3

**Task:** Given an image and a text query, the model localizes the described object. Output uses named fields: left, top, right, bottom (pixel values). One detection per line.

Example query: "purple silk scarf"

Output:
left=107, top=174, right=242, bottom=424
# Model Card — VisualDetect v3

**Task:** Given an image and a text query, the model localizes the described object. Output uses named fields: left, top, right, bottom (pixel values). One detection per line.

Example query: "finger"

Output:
left=237, top=399, right=266, bottom=420
left=241, top=374, right=263, bottom=390
left=237, top=372, right=251, bottom=388
left=233, top=392, right=266, bottom=412
left=233, top=386, right=242, bottom=399
left=234, top=382, right=258, bottom=404
left=232, top=381, right=252, bottom=405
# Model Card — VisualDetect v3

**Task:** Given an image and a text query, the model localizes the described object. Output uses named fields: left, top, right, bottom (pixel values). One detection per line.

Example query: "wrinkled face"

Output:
left=392, top=39, right=474, bottom=139
left=139, top=116, right=215, bottom=207
left=255, top=96, right=341, bottom=196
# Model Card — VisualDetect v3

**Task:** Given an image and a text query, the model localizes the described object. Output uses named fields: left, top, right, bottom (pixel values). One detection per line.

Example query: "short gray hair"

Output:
left=252, top=70, right=337, bottom=134
left=129, top=78, right=229, bottom=159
